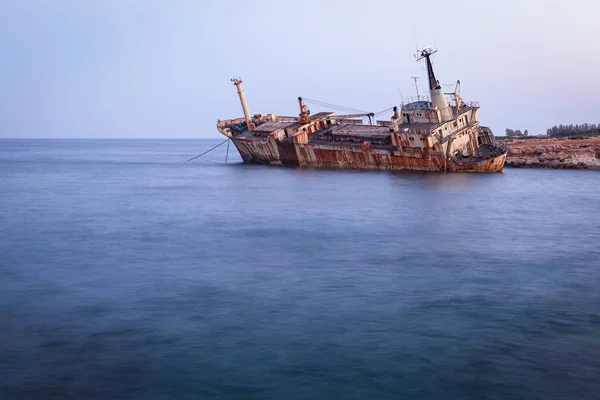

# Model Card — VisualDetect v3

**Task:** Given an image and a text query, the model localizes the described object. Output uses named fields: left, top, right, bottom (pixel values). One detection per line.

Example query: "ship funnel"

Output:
left=230, top=78, right=253, bottom=131
left=416, top=48, right=453, bottom=122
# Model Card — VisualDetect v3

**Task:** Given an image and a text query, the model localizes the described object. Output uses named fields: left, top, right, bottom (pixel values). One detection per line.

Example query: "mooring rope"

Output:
left=187, top=139, right=230, bottom=162
left=225, top=139, right=230, bottom=162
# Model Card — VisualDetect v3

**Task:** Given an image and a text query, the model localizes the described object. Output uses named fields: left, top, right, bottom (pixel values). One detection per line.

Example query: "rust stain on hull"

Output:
left=232, top=138, right=506, bottom=172
left=232, top=137, right=282, bottom=165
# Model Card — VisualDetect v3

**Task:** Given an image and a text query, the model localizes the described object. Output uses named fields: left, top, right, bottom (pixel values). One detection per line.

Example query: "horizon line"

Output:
left=0, top=137, right=224, bottom=140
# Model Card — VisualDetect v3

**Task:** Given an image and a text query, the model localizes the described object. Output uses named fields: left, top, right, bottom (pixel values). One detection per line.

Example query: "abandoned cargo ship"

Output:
left=217, top=47, right=507, bottom=172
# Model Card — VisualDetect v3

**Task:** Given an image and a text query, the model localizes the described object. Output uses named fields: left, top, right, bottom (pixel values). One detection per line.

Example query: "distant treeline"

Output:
left=503, top=124, right=600, bottom=138
left=546, top=124, right=600, bottom=138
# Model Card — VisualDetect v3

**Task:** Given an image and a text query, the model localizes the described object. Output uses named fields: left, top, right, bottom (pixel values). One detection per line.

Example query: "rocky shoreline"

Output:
left=504, top=138, right=600, bottom=170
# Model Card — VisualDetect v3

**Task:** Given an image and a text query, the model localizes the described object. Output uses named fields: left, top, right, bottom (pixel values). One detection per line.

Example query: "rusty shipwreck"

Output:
left=217, top=47, right=507, bottom=172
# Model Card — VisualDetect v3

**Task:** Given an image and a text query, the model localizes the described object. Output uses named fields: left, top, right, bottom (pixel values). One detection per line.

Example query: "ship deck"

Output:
left=251, top=121, right=301, bottom=134
left=325, top=124, right=390, bottom=138
left=224, top=114, right=445, bottom=140
left=234, top=122, right=398, bottom=140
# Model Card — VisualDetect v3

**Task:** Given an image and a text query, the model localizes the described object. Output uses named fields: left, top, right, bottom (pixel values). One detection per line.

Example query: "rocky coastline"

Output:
left=504, top=138, right=600, bottom=170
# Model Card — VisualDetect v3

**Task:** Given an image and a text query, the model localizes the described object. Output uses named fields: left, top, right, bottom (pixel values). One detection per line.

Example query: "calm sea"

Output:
left=1, top=139, right=599, bottom=399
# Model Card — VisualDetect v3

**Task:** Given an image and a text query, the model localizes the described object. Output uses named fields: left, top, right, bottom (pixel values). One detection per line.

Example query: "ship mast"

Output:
left=416, top=46, right=453, bottom=121
left=230, top=78, right=253, bottom=131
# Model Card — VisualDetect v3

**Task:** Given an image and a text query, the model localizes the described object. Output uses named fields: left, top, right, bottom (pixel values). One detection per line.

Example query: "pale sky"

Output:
left=1, top=0, right=598, bottom=138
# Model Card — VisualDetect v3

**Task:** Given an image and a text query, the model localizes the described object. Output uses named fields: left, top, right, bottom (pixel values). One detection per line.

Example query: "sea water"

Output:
left=1, top=139, right=599, bottom=399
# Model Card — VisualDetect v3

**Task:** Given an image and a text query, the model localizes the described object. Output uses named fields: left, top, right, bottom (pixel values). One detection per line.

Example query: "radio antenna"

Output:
left=411, top=76, right=421, bottom=101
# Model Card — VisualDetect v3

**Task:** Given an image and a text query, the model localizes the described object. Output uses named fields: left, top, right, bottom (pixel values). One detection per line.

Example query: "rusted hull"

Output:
left=231, top=136, right=283, bottom=165
left=450, top=152, right=507, bottom=172
left=231, top=137, right=506, bottom=172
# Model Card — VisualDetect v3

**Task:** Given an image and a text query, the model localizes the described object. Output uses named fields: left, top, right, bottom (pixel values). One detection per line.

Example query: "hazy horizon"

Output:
left=1, top=0, right=598, bottom=139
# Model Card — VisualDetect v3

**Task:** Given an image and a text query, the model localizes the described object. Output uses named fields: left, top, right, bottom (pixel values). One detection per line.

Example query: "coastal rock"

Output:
left=505, top=138, right=600, bottom=170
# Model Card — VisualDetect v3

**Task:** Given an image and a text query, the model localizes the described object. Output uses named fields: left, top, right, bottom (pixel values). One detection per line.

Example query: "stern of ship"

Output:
left=449, top=141, right=508, bottom=172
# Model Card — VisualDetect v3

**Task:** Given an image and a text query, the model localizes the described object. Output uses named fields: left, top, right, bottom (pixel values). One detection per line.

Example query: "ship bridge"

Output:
left=401, top=99, right=436, bottom=112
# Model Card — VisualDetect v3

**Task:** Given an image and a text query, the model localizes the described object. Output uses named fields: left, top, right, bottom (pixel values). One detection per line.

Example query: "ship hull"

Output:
left=231, top=137, right=506, bottom=172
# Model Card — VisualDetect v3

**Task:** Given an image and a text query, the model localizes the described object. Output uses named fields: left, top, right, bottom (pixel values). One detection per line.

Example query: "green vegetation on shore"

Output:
left=546, top=124, right=600, bottom=138
left=498, top=124, right=600, bottom=140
